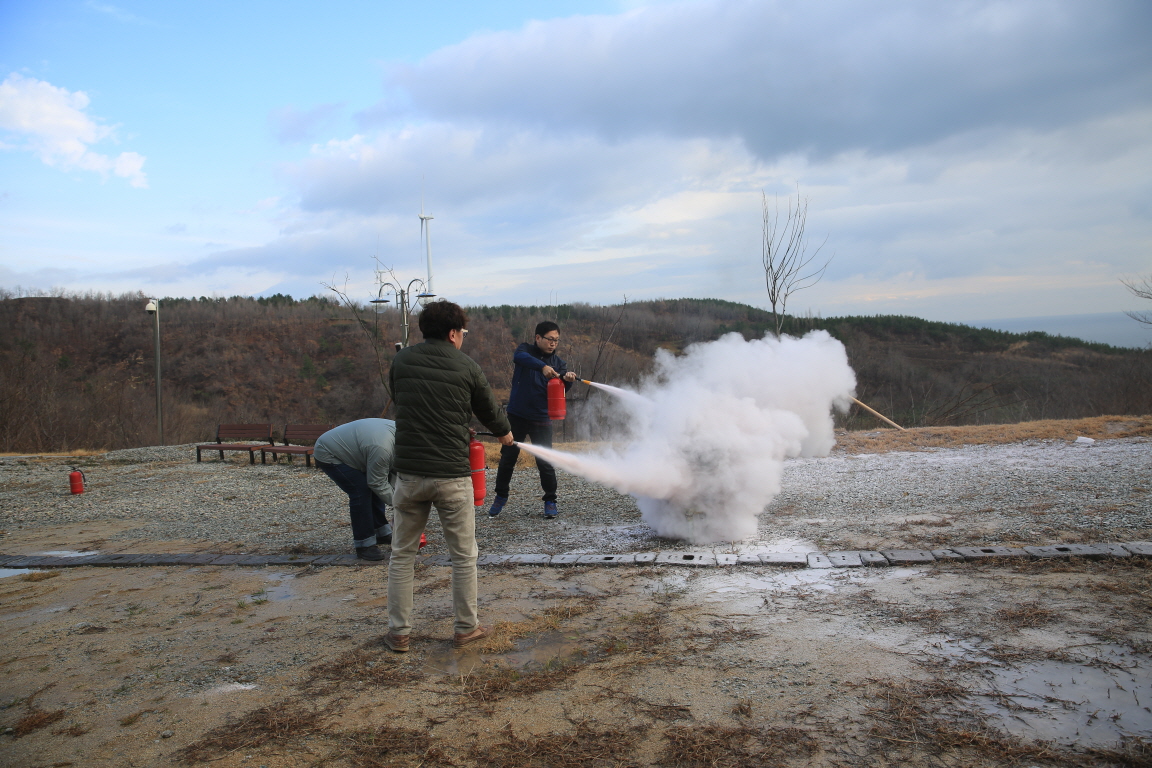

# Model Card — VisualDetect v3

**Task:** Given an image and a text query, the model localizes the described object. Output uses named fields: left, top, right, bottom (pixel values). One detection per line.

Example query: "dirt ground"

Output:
left=2, top=419, right=1151, bottom=767
left=2, top=555, right=1151, bottom=767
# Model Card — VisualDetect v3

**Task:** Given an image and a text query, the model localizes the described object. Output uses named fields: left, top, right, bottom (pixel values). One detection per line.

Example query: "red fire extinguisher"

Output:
left=69, top=467, right=86, bottom=495
left=547, top=376, right=567, bottom=421
left=469, top=438, right=487, bottom=507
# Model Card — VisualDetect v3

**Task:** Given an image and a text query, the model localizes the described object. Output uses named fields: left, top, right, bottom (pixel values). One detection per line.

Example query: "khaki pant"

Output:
left=388, top=473, right=478, bottom=636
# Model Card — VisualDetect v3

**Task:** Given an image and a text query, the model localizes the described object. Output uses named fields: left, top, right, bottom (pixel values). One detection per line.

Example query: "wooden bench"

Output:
left=261, top=424, right=335, bottom=467
left=195, top=424, right=274, bottom=464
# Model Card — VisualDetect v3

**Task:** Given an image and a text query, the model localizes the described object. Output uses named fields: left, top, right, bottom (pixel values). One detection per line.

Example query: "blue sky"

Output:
left=2, top=0, right=1151, bottom=336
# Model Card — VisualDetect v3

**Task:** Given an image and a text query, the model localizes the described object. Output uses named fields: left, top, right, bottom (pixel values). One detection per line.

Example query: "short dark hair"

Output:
left=535, top=321, right=560, bottom=338
left=419, top=300, right=468, bottom=341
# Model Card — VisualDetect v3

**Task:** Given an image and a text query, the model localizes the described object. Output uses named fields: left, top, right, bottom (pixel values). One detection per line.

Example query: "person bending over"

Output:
left=314, top=418, right=397, bottom=561
left=385, top=300, right=513, bottom=653
left=488, top=321, right=576, bottom=520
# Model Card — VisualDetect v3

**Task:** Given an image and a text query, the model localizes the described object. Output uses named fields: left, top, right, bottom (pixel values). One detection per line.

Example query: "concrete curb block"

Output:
left=655, top=552, right=716, bottom=566
left=826, top=552, right=863, bottom=568
left=882, top=550, right=935, bottom=565
left=807, top=553, right=834, bottom=569
left=1023, top=544, right=1108, bottom=559
left=3, top=540, right=1150, bottom=571
left=951, top=546, right=1028, bottom=560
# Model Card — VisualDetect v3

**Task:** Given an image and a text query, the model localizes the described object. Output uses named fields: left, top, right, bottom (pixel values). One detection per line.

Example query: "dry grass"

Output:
left=471, top=598, right=597, bottom=654
left=994, top=601, right=1057, bottom=628
left=659, top=724, right=817, bottom=768
left=20, top=571, right=60, bottom=582
left=587, top=684, right=693, bottom=721
left=12, top=708, right=65, bottom=736
left=1087, top=736, right=1152, bottom=768
left=598, top=608, right=673, bottom=661
left=862, top=678, right=1068, bottom=764
left=118, top=710, right=147, bottom=727
left=326, top=725, right=443, bottom=768
left=52, top=723, right=90, bottom=737
left=175, top=700, right=326, bottom=763
left=302, top=641, right=425, bottom=693
left=835, top=414, right=1152, bottom=455
left=686, top=621, right=761, bottom=651
left=846, top=591, right=947, bottom=626
left=469, top=722, right=645, bottom=768
left=460, top=653, right=588, bottom=702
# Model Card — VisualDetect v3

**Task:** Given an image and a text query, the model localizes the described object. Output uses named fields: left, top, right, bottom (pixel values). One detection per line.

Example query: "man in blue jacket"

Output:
left=489, top=321, right=576, bottom=519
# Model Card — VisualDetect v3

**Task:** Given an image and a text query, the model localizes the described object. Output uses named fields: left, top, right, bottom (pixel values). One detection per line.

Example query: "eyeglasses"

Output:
left=461, top=329, right=469, bottom=338
left=540, top=336, right=560, bottom=343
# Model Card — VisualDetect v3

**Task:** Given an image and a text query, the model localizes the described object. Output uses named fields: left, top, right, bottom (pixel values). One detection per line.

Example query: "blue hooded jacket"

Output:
left=507, top=342, right=574, bottom=421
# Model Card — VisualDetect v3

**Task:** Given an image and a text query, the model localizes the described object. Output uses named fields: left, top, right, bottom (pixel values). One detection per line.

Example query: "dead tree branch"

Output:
left=322, top=273, right=394, bottom=417
left=762, top=188, right=831, bottom=336
left=1122, top=274, right=1152, bottom=326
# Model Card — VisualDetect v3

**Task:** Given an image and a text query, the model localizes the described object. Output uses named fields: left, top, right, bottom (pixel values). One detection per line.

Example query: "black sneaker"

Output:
left=355, top=544, right=385, bottom=561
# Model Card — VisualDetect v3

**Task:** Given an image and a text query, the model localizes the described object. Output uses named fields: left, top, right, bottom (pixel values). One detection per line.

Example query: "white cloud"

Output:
left=381, top=0, right=1152, bottom=158
left=0, top=73, right=148, bottom=187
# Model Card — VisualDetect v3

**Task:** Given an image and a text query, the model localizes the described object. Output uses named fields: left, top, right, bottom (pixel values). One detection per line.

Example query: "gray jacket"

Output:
left=313, top=419, right=396, bottom=504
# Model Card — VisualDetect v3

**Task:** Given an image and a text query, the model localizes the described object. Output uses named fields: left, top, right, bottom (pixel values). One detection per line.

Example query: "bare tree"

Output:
left=1122, top=274, right=1152, bottom=326
left=322, top=272, right=395, bottom=416
left=761, top=188, right=831, bottom=336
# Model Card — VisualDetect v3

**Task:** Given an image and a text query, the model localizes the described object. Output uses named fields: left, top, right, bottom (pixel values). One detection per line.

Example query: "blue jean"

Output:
left=316, top=460, right=391, bottom=547
left=495, top=414, right=557, bottom=502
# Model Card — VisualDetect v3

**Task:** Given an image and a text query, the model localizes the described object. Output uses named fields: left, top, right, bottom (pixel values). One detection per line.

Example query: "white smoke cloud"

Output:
left=518, top=330, right=856, bottom=543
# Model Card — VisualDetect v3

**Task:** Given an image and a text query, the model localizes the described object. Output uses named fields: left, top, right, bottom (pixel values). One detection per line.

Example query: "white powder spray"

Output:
left=516, top=331, right=856, bottom=543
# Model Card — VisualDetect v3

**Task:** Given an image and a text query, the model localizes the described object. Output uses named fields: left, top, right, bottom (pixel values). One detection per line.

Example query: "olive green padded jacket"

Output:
left=389, top=338, right=512, bottom=478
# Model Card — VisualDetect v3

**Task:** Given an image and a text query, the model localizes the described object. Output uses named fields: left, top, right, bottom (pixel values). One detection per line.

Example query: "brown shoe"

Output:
left=453, top=625, right=491, bottom=648
left=383, top=633, right=409, bottom=653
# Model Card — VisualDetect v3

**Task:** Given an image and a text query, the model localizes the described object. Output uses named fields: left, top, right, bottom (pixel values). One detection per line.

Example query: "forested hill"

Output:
left=2, top=293, right=1148, bottom=452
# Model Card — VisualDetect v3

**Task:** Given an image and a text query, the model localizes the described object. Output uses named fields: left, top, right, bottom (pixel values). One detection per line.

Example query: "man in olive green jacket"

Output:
left=385, top=300, right=513, bottom=653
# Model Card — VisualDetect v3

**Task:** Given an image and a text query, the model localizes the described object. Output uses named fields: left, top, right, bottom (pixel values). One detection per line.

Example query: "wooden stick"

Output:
left=851, top=397, right=905, bottom=431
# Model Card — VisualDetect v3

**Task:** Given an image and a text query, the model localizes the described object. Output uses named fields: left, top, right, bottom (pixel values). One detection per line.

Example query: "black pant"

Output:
left=495, top=414, right=557, bottom=502
left=316, top=460, right=390, bottom=547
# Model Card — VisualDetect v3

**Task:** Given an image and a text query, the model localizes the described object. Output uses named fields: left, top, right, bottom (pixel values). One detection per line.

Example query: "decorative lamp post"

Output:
left=374, top=278, right=434, bottom=348
left=144, top=299, right=163, bottom=445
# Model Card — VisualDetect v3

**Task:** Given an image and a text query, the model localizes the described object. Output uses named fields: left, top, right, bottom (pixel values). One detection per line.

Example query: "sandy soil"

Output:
left=2, top=421, right=1151, bottom=767
left=3, top=559, right=1151, bottom=766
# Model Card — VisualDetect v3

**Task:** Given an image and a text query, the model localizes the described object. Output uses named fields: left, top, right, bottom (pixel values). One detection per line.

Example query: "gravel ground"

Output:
left=0, top=436, right=1148, bottom=557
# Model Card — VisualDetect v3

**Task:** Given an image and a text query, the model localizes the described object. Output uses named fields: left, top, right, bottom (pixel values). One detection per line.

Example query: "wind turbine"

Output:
left=419, top=192, right=434, bottom=298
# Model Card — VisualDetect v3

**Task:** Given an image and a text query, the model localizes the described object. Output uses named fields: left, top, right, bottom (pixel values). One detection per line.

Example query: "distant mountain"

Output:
left=973, top=312, right=1150, bottom=350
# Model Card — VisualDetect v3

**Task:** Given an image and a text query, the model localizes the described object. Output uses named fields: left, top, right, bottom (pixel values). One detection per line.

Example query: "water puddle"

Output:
left=424, top=630, right=584, bottom=676
left=912, top=638, right=1152, bottom=747
left=695, top=566, right=922, bottom=604
left=974, top=646, right=1152, bottom=747
left=34, top=550, right=97, bottom=557
left=260, top=572, right=297, bottom=601
left=0, top=568, right=31, bottom=579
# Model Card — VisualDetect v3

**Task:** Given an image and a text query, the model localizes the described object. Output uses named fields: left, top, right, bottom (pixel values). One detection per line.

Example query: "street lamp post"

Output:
left=371, top=277, right=435, bottom=348
left=144, top=298, right=163, bottom=445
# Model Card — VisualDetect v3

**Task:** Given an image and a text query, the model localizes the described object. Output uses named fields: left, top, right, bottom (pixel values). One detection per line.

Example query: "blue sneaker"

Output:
left=488, top=495, right=508, bottom=517
left=544, top=501, right=558, bottom=518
